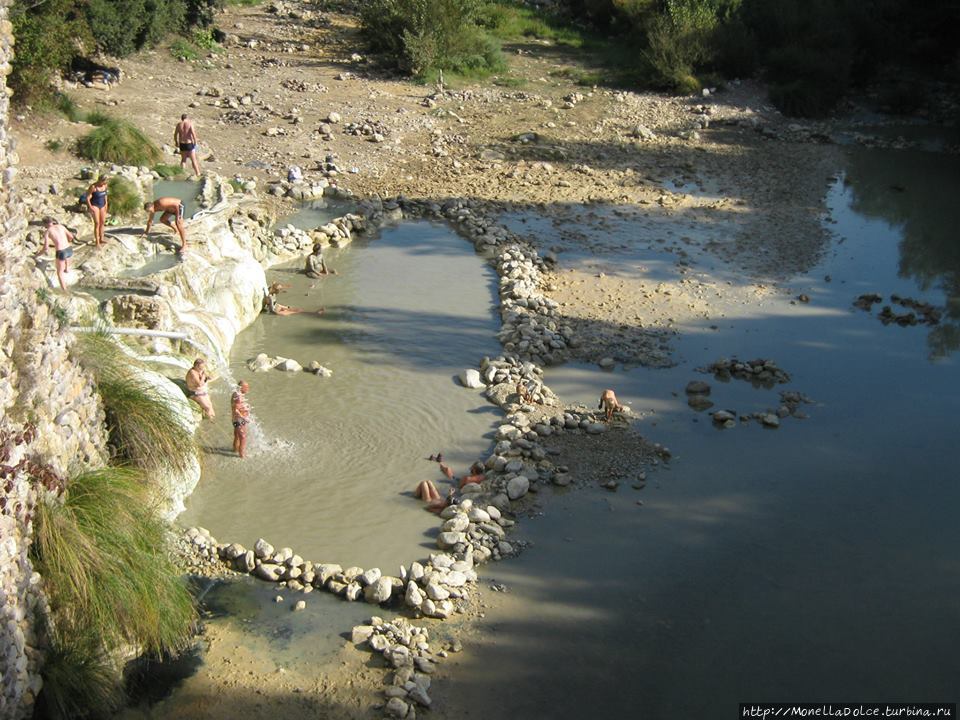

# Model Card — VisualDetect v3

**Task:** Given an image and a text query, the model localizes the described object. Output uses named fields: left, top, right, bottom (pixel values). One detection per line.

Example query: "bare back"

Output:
left=45, top=224, right=72, bottom=251
left=152, top=197, right=181, bottom=214
left=175, top=120, right=197, bottom=144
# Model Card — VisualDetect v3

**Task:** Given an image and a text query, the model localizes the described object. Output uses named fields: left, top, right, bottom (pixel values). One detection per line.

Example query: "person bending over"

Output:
left=142, top=197, right=188, bottom=252
left=599, top=388, right=624, bottom=421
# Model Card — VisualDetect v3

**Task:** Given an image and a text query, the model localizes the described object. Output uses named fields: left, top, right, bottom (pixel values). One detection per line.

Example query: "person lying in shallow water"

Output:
left=415, top=481, right=456, bottom=513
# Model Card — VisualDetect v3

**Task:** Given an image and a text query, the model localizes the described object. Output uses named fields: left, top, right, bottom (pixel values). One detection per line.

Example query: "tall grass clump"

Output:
left=74, top=332, right=197, bottom=474
left=107, top=176, right=143, bottom=218
left=77, top=115, right=162, bottom=166
left=361, top=0, right=504, bottom=78
left=32, top=467, right=197, bottom=718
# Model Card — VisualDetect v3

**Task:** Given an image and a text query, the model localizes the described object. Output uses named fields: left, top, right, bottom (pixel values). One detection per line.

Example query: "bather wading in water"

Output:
left=231, top=380, right=250, bottom=458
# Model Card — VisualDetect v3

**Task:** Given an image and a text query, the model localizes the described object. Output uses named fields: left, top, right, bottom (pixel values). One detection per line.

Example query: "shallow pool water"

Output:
left=179, top=220, right=502, bottom=571
left=151, top=179, right=202, bottom=219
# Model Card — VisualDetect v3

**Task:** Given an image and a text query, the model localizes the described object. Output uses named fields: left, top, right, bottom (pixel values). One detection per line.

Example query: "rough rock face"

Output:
left=0, top=6, right=109, bottom=715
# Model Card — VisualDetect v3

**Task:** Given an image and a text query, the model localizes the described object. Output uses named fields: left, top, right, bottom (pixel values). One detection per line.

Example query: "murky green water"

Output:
left=434, top=141, right=960, bottom=717
left=179, top=220, right=501, bottom=572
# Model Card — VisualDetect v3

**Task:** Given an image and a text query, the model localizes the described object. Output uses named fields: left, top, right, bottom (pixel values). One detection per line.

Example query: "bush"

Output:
left=361, top=0, right=504, bottom=77
left=85, top=0, right=186, bottom=57
left=9, top=0, right=91, bottom=106
left=642, top=0, right=733, bottom=91
left=32, top=467, right=197, bottom=718
left=74, top=332, right=197, bottom=474
left=77, top=116, right=162, bottom=166
left=765, top=43, right=853, bottom=117
left=107, top=177, right=143, bottom=218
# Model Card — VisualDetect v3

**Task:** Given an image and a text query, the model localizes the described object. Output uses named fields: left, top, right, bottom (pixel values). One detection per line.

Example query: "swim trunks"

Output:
left=188, top=389, right=208, bottom=398
left=232, top=418, right=248, bottom=429
left=179, top=143, right=196, bottom=152
left=177, top=202, right=184, bottom=219
left=55, top=247, right=73, bottom=261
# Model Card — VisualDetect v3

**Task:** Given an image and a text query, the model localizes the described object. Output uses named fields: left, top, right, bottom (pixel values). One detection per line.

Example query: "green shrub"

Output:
left=85, top=0, right=186, bottom=57
left=765, top=43, right=852, bottom=117
left=107, top=177, right=143, bottom=218
left=361, top=0, right=504, bottom=77
left=170, top=38, right=200, bottom=61
left=74, top=333, right=197, bottom=474
left=9, top=0, right=91, bottom=106
left=32, top=467, right=197, bottom=718
left=193, top=27, right=219, bottom=50
left=45, top=139, right=65, bottom=153
left=77, top=116, right=162, bottom=166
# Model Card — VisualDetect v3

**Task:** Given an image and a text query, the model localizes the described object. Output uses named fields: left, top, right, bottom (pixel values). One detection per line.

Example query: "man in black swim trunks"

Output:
left=38, top=216, right=75, bottom=291
left=142, top=197, right=188, bottom=252
left=174, top=114, right=201, bottom=177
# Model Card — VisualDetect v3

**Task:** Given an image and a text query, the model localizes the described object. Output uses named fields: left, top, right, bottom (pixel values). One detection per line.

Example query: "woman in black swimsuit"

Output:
left=85, top=175, right=109, bottom=247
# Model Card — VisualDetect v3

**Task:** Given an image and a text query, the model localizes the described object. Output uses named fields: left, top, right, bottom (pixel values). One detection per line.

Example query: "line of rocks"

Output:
left=710, top=390, right=813, bottom=429
left=352, top=617, right=440, bottom=718
left=854, top=292, right=942, bottom=326
left=699, top=356, right=791, bottom=386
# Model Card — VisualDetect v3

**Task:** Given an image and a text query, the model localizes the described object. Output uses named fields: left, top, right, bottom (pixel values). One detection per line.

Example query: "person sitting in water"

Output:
left=142, top=197, right=188, bottom=252
left=415, top=481, right=456, bottom=513
left=459, top=461, right=486, bottom=489
left=185, top=358, right=215, bottom=420
left=262, top=290, right=305, bottom=316
left=599, top=388, right=624, bottom=421
left=304, top=243, right=331, bottom=278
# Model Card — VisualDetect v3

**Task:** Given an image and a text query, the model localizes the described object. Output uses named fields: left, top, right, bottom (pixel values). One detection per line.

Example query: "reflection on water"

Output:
left=152, top=180, right=201, bottom=219
left=434, top=140, right=960, bottom=718
left=836, top=144, right=960, bottom=357
left=282, top=197, right=356, bottom=231
left=180, top=221, right=501, bottom=571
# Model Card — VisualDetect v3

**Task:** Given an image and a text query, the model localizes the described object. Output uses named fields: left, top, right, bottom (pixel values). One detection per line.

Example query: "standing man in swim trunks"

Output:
left=37, top=216, right=75, bottom=291
left=185, top=358, right=215, bottom=420
left=174, top=114, right=201, bottom=177
left=231, top=380, right=251, bottom=459
left=142, top=197, right=188, bottom=252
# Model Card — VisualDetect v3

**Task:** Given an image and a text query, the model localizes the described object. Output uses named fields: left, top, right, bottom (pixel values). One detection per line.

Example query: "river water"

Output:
left=432, top=140, right=960, bottom=716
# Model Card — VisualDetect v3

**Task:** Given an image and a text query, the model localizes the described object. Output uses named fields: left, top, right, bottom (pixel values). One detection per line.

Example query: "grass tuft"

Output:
left=56, top=92, right=83, bottom=122
left=153, top=163, right=185, bottom=179
left=32, top=467, right=197, bottom=718
left=37, top=629, right=123, bottom=720
left=107, top=176, right=143, bottom=218
left=74, top=332, right=198, bottom=474
left=77, top=115, right=161, bottom=166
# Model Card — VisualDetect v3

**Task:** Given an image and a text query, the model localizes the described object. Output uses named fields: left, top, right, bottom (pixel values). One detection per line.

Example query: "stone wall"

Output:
left=0, top=3, right=109, bottom=717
